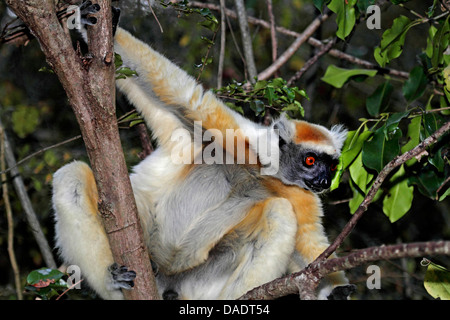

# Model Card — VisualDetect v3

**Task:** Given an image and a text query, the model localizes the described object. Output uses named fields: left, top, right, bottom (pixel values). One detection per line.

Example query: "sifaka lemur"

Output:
left=52, top=2, right=352, bottom=300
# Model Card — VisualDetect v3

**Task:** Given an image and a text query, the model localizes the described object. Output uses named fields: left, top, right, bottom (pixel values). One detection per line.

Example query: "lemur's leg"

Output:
left=53, top=161, right=135, bottom=299
left=217, top=198, right=297, bottom=299
left=287, top=216, right=350, bottom=300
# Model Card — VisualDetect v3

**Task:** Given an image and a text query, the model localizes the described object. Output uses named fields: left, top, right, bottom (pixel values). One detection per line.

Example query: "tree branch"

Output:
left=257, top=10, right=330, bottom=81
left=287, top=37, right=336, bottom=86
left=240, top=240, right=450, bottom=300
left=266, top=0, right=278, bottom=67
left=233, top=0, right=257, bottom=83
left=217, top=0, right=226, bottom=89
left=5, top=0, right=159, bottom=299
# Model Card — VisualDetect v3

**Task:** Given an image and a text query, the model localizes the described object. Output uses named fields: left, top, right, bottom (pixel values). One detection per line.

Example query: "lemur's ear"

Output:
left=330, top=124, right=348, bottom=154
left=272, top=113, right=294, bottom=144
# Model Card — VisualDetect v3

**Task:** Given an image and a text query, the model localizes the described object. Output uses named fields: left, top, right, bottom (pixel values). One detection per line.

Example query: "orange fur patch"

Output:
left=263, top=177, right=325, bottom=262
left=83, top=165, right=99, bottom=216
left=233, top=200, right=268, bottom=239
left=263, top=178, right=321, bottom=225
left=293, top=121, right=330, bottom=145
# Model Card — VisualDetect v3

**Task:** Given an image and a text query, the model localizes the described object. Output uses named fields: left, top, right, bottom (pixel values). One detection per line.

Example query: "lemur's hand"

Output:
left=108, top=263, right=137, bottom=291
left=79, top=0, right=100, bottom=26
left=79, top=0, right=121, bottom=35
left=327, top=284, right=356, bottom=300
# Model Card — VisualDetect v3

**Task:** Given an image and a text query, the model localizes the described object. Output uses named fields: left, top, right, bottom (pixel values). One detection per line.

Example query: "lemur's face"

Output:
left=278, top=142, right=339, bottom=193
left=272, top=116, right=346, bottom=193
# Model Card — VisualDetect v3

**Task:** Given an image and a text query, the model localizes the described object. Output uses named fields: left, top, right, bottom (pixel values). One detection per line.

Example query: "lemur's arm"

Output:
left=114, top=28, right=258, bottom=150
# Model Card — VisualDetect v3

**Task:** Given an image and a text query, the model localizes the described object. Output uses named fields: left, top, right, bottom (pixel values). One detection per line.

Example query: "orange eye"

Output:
left=330, top=163, right=337, bottom=171
left=305, top=156, right=315, bottom=166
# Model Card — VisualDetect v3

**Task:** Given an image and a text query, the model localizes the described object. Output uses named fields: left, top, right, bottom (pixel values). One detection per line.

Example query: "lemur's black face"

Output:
left=278, top=141, right=339, bottom=193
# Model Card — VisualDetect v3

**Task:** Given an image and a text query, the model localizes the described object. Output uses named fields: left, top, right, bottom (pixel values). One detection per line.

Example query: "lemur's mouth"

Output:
left=304, top=180, right=326, bottom=193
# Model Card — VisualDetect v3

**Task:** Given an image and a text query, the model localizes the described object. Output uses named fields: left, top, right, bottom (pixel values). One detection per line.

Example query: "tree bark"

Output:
left=5, top=0, right=159, bottom=300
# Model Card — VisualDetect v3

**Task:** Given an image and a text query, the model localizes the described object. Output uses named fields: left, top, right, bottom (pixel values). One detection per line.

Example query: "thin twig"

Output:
left=55, top=278, right=84, bottom=300
left=436, top=175, right=450, bottom=198
left=147, top=0, right=164, bottom=33
left=217, top=0, right=227, bottom=89
left=266, top=0, right=278, bottom=74
left=257, top=10, right=330, bottom=81
left=196, top=30, right=218, bottom=81
left=1, top=127, right=23, bottom=300
left=0, top=117, right=57, bottom=269
left=233, top=0, right=258, bottom=83
left=287, top=37, right=336, bottom=86
left=0, top=135, right=82, bottom=175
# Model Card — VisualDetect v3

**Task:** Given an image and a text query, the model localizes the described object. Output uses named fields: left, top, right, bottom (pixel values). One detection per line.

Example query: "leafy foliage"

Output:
left=25, top=268, right=69, bottom=300
left=321, top=0, right=450, bottom=227
left=215, top=78, right=307, bottom=119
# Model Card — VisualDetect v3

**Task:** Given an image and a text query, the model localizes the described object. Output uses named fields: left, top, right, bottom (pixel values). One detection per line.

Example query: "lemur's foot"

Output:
left=327, top=284, right=356, bottom=300
left=80, top=0, right=100, bottom=26
left=109, top=263, right=137, bottom=290
left=79, top=0, right=121, bottom=34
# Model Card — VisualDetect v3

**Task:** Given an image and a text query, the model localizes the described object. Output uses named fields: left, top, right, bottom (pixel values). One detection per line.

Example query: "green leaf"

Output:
left=254, top=80, right=268, bottom=91
left=374, top=15, right=416, bottom=67
left=249, top=100, right=265, bottom=116
left=114, top=53, right=124, bottom=69
left=431, top=17, right=450, bottom=68
left=409, top=167, right=447, bottom=199
left=330, top=129, right=372, bottom=190
left=349, top=180, right=365, bottom=214
left=402, top=66, right=428, bottom=102
left=349, top=152, right=374, bottom=194
left=429, top=146, right=446, bottom=172
left=424, top=261, right=450, bottom=300
left=401, top=116, right=421, bottom=166
left=427, top=0, right=440, bottom=18
left=313, top=0, right=330, bottom=12
left=341, top=129, right=373, bottom=169
left=12, top=105, right=40, bottom=138
left=382, top=165, right=414, bottom=222
left=226, top=103, right=244, bottom=115
left=27, top=268, right=65, bottom=285
left=439, top=187, right=450, bottom=201
left=385, top=110, right=411, bottom=133
left=264, top=86, right=277, bottom=105
left=426, top=25, right=438, bottom=59
left=38, top=66, right=54, bottom=74
left=356, top=0, right=376, bottom=12
left=422, top=112, right=439, bottom=138
left=366, top=81, right=393, bottom=116
left=328, top=0, right=357, bottom=40
left=44, top=150, right=57, bottom=167
left=116, top=67, right=138, bottom=78
left=321, top=65, right=377, bottom=88
left=362, top=126, right=401, bottom=173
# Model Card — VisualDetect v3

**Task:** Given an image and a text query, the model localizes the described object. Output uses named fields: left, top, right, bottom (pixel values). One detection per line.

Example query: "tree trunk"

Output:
left=6, top=0, right=159, bottom=300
